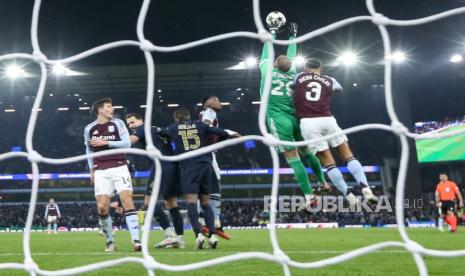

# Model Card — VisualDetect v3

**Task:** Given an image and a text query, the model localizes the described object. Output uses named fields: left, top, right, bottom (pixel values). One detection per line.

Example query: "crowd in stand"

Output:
left=0, top=199, right=444, bottom=229
left=414, top=116, right=465, bottom=134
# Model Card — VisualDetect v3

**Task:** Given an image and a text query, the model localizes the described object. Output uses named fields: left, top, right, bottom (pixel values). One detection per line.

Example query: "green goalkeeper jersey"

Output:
left=259, top=34, right=297, bottom=116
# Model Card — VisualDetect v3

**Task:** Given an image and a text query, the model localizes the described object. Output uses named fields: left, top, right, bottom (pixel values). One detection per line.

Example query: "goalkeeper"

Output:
left=259, top=17, right=329, bottom=209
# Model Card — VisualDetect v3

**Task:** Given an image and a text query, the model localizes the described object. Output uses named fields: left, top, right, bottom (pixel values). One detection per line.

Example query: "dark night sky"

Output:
left=1, top=0, right=465, bottom=121
left=1, top=0, right=465, bottom=64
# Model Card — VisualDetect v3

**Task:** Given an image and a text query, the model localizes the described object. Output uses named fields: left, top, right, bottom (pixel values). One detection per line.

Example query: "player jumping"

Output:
left=44, top=198, right=61, bottom=234
left=160, top=108, right=239, bottom=249
left=198, top=95, right=232, bottom=239
left=293, top=58, right=378, bottom=207
left=84, top=98, right=141, bottom=252
left=126, top=113, right=185, bottom=248
left=435, top=172, right=463, bottom=232
left=260, top=17, right=328, bottom=210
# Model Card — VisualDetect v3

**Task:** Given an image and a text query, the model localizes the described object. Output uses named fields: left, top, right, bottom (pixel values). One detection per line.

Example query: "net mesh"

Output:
left=1, top=0, right=465, bottom=275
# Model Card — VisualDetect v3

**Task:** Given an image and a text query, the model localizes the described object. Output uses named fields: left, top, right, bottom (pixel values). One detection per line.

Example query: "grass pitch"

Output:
left=0, top=228, right=464, bottom=275
left=416, top=124, right=465, bottom=163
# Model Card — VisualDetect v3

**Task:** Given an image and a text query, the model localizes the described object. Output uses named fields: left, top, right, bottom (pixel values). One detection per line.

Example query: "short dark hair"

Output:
left=202, top=95, right=217, bottom=106
left=91, top=98, right=112, bottom=115
left=439, top=172, right=448, bottom=176
left=125, top=113, right=143, bottom=120
left=305, top=58, right=322, bottom=70
left=174, top=108, right=191, bottom=121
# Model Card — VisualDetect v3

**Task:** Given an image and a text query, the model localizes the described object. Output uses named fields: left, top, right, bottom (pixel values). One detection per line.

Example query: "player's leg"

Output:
left=182, top=164, right=207, bottom=249
left=445, top=202, right=457, bottom=232
left=437, top=202, right=445, bottom=232
left=114, top=165, right=141, bottom=251
left=293, top=118, right=328, bottom=190
left=96, top=194, right=115, bottom=252
left=95, top=169, right=116, bottom=252
left=199, top=193, right=218, bottom=249
left=47, top=216, right=52, bottom=234
left=52, top=217, right=58, bottom=234
left=268, top=116, right=315, bottom=206
left=210, top=153, right=223, bottom=231
left=206, top=164, right=230, bottom=239
left=186, top=193, right=205, bottom=248
left=165, top=197, right=185, bottom=248
left=335, top=142, right=378, bottom=203
left=154, top=163, right=185, bottom=249
left=119, top=190, right=141, bottom=250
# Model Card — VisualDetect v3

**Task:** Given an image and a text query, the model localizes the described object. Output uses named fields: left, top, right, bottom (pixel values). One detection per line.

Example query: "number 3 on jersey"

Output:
left=271, top=80, right=293, bottom=96
left=305, top=81, right=322, bottom=101
left=178, top=129, right=201, bottom=150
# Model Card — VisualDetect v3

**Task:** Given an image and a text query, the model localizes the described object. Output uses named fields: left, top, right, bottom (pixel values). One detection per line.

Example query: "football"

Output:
left=265, top=11, right=286, bottom=30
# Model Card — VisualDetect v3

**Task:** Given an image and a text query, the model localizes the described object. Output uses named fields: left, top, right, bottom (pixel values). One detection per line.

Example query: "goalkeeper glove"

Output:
left=267, top=20, right=283, bottom=34
left=287, top=22, right=298, bottom=37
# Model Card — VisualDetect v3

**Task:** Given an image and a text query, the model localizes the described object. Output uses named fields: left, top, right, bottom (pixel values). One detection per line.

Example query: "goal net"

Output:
left=1, top=0, right=465, bottom=275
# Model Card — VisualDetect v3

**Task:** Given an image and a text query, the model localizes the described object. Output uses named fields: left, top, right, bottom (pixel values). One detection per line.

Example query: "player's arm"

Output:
left=56, top=204, right=61, bottom=219
left=44, top=205, right=49, bottom=219
left=286, top=23, right=298, bottom=74
left=331, top=77, right=344, bottom=93
left=129, top=135, right=139, bottom=144
left=129, top=126, right=143, bottom=145
left=201, top=109, right=216, bottom=126
left=107, top=120, right=131, bottom=148
left=454, top=184, right=464, bottom=208
left=259, top=33, right=277, bottom=80
left=435, top=186, right=440, bottom=207
left=205, top=125, right=240, bottom=140
left=83, top=126, right=94, bottom=177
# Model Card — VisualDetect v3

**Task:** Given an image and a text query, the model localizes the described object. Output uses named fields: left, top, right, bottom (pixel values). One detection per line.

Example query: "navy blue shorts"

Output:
left=145, top=162, right=181, bottom=199
left=180, top=162, right=219, bottom=195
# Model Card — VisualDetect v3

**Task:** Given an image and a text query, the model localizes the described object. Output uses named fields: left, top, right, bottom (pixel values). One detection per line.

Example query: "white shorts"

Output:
left=94, top=165, right=133, bottom=196
left=47, top=216, right=57, bottom=223
left=300, top=116, right=348, bottom=154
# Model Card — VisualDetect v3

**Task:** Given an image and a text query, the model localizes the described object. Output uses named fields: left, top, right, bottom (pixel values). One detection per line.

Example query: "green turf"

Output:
left=416, top=124, right=465, bottom=163
left=0, top=228, right=465, bottom=275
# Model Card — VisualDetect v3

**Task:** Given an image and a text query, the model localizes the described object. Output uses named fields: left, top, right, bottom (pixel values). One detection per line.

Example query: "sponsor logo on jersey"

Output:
left=91, top=135, right=116, bottom=141
left=93, top=130, right=99, bottom=135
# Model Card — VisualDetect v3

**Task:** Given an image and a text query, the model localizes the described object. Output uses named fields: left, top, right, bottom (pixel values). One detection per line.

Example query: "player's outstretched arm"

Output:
left=259, top=32, right=276, bottom=78
left=286, top=22, right=298, bottom=75
left=205, top=125, right=240, bottom=139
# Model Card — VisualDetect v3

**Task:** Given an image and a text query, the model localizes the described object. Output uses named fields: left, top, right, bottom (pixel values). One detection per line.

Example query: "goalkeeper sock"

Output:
left=154, top=205, right=170, bottom=230
left=201, top=203, right=216, bottom=237
left=124, top=209, right=140, bottom=243
left=346, top=158, right=368, bottom=188
left=210, top=193, right=222, bottom=228
left=169, top=207, right=184, bottom=236
left=286, top=157, right=313, bottom=195
left=302, top=152, right=326, bottom=184
left=98, top=214, right=114, bottom=243
left=187, top=203, right=201, bottom=237
left=327, top=166, right=348, bottom=195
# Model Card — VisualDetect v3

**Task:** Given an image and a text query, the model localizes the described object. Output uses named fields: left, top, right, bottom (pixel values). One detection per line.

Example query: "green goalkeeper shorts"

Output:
left=267, top=113, right=304, bottom=153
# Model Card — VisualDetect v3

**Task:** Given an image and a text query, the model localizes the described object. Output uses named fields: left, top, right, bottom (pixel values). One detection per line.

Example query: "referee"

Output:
left=435, top=173, right=464, bottom=232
